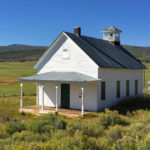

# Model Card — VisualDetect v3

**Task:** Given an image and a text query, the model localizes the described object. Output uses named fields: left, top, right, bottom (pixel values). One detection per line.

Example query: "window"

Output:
left=62, top=49, right=69, bottom=59
left=101, top=81, right=106, bottom=100
left=126, top=80, right=130, bottom=97
left=116, top=81, right=120, bottom=98
left=135, top=80, right=138, bottom=95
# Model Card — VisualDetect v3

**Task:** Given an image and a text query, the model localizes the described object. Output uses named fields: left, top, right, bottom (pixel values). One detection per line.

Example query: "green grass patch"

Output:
left=0, top=61, right=36, bottom=97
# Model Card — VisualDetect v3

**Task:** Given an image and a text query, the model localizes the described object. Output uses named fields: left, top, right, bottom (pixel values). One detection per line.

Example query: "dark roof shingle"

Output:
left=65, top=32, right=146, bottom=69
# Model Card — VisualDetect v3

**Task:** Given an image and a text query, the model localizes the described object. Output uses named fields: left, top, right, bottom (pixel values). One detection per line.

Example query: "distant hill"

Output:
left=123, top=45, right=150, bottom=62
left=0, top=44, right=47, bottom=52
left=0, top=44, right=150, bottom=62
left=0, top=44, right=48, bottom=62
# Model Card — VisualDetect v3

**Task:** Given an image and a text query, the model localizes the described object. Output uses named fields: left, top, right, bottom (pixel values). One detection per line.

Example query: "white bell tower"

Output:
left=101, top=26, right=122, bottom=45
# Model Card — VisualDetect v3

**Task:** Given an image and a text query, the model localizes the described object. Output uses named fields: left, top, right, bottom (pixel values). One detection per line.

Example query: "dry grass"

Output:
left=0, top=77, right=19, bottom=85
left=0, top=96, right=35, bottom=121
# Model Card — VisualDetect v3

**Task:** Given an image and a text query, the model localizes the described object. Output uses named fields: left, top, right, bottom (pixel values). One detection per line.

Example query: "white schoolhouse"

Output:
left=19, top=26, right=146, bottom=116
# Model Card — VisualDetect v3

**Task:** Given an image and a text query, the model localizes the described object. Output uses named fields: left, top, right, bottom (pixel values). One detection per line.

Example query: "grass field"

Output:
left=0, top=62, right=37, bottom=119
left=0, top=61, right=36, bottom=97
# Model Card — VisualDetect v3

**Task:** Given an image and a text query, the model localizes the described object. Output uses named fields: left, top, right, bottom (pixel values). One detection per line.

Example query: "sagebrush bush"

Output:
left=6, top=121, right=25, bottom=135
left=27, top=120, right=50, bottom=133
left=27, top=113, right=67, bottom=134
left=54, top=119, right=67, bottom=129
left=52, top=129, right=68, bottom=140
left=112, top=136, right=139, bottom=150
left=1, top=116, right=18, bottom=123
left=81, top=123, right=104, bottom=137
left=105, top=125, right=125, bottom=142
left=99, top=109, right=130, bottom=128
left=142, top=132, right=150, bottom=149
left=0, top=124, right=9, bottom=139
left=82, top=137, right=106, bottom=150
left=67, top=119, right=82, bottom=136
left=27, top=142, right=42, bottom=150
left=12, top=131, right=47, bottom=142
left=40, top=113, right=56, bottom=123
left=71, top=131, right=106, bottom=150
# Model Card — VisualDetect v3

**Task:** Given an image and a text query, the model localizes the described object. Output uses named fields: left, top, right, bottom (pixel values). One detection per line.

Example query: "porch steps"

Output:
left=38, top=109, right=55, bottom=114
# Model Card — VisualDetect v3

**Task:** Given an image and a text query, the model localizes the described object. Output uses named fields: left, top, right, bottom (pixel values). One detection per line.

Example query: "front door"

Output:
left=61, top=84, right=70, bottom=108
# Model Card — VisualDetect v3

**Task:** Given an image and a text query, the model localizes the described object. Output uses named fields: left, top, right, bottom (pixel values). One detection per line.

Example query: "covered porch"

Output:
left=18, top=71, right=100, bottom=116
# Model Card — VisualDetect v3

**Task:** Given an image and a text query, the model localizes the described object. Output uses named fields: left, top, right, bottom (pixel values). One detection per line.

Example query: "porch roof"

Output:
left=18, top=71, right=100, bottom=83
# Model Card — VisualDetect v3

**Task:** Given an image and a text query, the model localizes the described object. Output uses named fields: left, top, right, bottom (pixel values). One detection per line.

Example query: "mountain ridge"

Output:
left=0, top=44, right=149, bottom=62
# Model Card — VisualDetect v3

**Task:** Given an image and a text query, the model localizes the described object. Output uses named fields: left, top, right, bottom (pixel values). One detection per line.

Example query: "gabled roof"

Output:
left=18, top=72, right=100, bottom=82
left=64, top=32, right=146, bottom=69
left=34, top=31, right=146, bottom=70
left=102, top=26, right=122, bottom=34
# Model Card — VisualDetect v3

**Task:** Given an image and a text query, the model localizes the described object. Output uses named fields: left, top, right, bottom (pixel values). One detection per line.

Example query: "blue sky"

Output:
left=0, top=0, right=150, bottom=46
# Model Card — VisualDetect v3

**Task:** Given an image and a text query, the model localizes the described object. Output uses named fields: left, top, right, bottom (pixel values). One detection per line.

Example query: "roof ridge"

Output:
left=64, top=31, right=105, bottom=41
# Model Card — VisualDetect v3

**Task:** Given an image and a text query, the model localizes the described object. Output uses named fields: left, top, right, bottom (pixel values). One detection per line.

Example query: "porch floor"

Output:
left=19, top=105, right=91, bottom=117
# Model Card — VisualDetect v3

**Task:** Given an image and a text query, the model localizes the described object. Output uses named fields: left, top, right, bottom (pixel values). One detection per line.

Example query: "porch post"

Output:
left=20, top=82, right=23, bottom=108
left=36, top=83, right=39, bottom=105
left=55, top=83, right=58, bottom=113
left=81, top=83, right=84, bottom=116
left=41, top=83, right=44, bottom=110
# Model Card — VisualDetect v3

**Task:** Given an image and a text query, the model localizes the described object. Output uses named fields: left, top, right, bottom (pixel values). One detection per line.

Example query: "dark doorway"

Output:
left=61, top=84, right=70, bottom=108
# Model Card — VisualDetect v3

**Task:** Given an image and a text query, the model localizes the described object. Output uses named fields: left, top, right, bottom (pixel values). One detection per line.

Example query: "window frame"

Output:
left=101, top=81, right=106, bottom=100
left=116, top=80, right=120, bottom=98
left=126, top=80, right=130, bottom=97
left=135, top=79, right=138, bottom=95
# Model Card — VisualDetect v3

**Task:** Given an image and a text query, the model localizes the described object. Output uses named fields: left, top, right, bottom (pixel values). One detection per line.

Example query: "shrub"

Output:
left=20, top=111, right=26, bottom=116
left=0, top=124, right=9, bottom=139
left=126, top=122, right=148, bottom=139
left=27, top=120, right=50, bottom=133
left=110, top=96, right=150, bottom=114
left=0, top=121, right=25, bottom=139
left=40, top=113, right=56, bottom=123
left=54, top=119, right=67, bottom=129
left=41, top=114, right=67, bottom=129
left=81, top=123, right=104, bottom=137
left=1, top=116, right=18, bottom=123
left=71, top=131, right=106, bottom=150
left=28, top=142, right=42, bottom=150
left=52, top=129, right=68, bottom=140
left=99, top=109, right=130, bottom=128
left=12, top=131, right=47, bottom=142
left=1, top=116, right=11, bottom=123
left=39, top=137, right=74, bottom=150
left=105, top=125, right=125, bottom=142
left=142, top=132, right=150, bottom=149
left=6, top=121, right=25, bottom=135
left=81, top=137, right=106, bottom=150
left=27, top=114, right=67, bottom=134
left=112, top=136, right=139, bottom=150
left=67, top=120, right=82, bottom=136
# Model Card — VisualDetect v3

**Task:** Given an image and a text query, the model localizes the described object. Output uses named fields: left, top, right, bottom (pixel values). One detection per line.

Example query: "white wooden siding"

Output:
left=98, top=68, right=143, bottom=109
left=38, top=82, right=98, bottom=111
left=70, top=82, right=97, bottom=111
left=38, top=35, right=99, bottom=78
